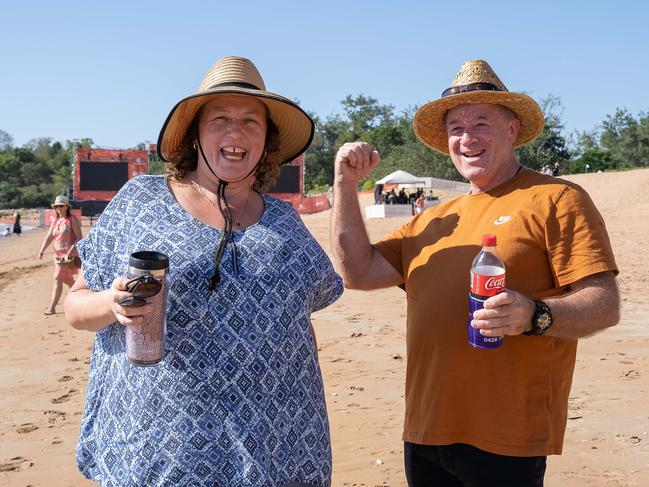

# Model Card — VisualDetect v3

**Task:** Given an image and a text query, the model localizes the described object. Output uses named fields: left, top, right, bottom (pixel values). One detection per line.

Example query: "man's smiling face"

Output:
left=446, top=103, right=520, bottom=191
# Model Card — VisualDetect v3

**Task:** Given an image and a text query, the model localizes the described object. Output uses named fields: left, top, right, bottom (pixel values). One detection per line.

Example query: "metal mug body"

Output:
left=124, top=252, right=169, bottom=366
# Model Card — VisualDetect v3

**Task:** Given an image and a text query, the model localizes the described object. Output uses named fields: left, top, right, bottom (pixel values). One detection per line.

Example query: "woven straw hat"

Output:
left=157, top=56, right=314, bottom=165
left=414, top=59, right=544, bottom=154
left=51, top=195, right=70, bottom=208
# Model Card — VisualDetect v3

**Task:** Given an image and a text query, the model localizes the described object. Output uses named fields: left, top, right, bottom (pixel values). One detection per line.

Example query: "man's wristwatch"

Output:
left=523, top=300, right=554, bottom=336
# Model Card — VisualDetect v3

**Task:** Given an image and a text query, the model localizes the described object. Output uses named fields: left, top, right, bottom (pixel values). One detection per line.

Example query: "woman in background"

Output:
left=12, top=211, right=21, bottom=236
left=38, top=196, right=82, bottom=315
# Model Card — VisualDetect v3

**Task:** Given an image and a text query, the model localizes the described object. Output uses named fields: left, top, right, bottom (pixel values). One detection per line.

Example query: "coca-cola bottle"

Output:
left=468, top=234, right=506, bottom=349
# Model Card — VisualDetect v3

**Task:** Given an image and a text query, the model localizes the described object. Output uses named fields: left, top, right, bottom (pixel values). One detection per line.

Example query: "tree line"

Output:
left=1, top=97, right=647, bottom=208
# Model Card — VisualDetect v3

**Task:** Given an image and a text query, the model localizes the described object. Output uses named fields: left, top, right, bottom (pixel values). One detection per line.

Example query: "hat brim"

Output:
left=157, top=87, right=314, bottom=165
left=413, top=91, right=544, bottom=154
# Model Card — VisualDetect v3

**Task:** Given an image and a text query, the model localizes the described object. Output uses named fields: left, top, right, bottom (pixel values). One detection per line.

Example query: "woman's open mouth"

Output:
left=221, top=146, right=246, bottom=161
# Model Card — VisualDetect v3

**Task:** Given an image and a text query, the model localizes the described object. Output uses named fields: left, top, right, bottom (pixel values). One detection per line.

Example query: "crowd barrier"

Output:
left=292, top=194, right=331, bottom=214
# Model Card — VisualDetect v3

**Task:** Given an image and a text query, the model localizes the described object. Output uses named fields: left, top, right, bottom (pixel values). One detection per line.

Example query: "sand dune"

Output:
left=1, top=169, right=647, bottom=486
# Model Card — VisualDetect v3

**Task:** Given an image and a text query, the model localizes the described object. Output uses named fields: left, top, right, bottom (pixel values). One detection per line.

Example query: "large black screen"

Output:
left=269, top=165, right=300, bottom=193
left=79, top=162, right=129, bottom=191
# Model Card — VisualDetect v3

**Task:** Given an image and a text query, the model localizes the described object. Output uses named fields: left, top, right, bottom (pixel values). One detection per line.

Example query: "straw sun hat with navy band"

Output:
left=413, top=59, right=545, bottom=154
left=157, top=56, right=314, bottom=166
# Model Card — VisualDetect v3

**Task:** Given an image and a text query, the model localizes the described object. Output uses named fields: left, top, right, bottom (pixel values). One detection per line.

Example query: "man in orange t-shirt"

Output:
left=331, top=59, right=619, bottom=486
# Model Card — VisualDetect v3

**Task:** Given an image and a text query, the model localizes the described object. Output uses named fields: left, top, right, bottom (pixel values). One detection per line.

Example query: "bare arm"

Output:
left=472, top=271, right=620, bottom=339
left=71, top=215, right=83, bottom=242
left=65, top=273, right=154, bottom=332
left=66, top=216, right=83, bottom=258
left=331, top=142, right=403, bottom=290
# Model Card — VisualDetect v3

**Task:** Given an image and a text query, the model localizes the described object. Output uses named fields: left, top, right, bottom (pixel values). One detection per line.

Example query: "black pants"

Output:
left=404, top=442, right=546, bottom=487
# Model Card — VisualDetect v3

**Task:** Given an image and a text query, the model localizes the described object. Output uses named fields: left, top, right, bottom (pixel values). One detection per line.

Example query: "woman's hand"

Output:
left=107, top=277, right=155, bottom=327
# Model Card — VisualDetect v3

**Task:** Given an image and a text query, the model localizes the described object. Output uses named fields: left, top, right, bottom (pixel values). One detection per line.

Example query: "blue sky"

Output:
left=1, top=0, right=647, bottom=148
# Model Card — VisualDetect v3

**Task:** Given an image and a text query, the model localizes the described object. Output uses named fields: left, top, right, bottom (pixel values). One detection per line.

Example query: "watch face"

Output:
left=537, top=312, right=552, bottom=331
left=531, top=300, right=553, bottom=335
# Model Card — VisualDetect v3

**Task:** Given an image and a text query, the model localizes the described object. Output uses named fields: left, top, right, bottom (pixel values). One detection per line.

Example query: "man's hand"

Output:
left=471, top=289, right=536, bottom=336
left=334, top=142, right=380, bottom=186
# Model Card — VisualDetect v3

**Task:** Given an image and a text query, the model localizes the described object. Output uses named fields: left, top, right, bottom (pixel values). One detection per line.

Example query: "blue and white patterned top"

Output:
left=75, top=175, right=343, bottom=487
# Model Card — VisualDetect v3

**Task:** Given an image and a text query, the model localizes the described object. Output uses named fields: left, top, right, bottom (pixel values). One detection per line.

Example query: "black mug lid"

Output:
left=129, top=251, right=169, bottom=270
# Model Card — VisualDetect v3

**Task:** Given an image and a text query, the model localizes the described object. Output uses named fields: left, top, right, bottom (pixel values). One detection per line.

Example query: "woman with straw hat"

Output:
left=37, top=195, right=82, bottom=315
left=64, top=56, right=342, bottom=486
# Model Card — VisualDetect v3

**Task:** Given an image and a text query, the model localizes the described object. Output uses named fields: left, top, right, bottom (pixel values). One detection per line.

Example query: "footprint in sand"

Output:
left=615, top=434, right=642, bottom=445
left=51, top=394, right=71, bottom=404
left=58, top=375, right=73, bottom=382
left=50, top=388, right=78, bottom=404
left=622, top=369, right=640, bottom=380
left=43, top=410, right=66, bottom=424
left=16, top=423, right=39, bottom=434
left=0, top=456, right=34, bottom=472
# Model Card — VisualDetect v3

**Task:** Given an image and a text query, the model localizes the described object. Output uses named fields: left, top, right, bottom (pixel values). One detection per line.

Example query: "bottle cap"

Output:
left=129, top=251, right=169, bottom=270
left=482, top=234, right=497, bottom=246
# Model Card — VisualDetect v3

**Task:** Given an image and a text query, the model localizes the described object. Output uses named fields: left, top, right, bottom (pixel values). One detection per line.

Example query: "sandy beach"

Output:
left=1, top=169, right=647, bottom=486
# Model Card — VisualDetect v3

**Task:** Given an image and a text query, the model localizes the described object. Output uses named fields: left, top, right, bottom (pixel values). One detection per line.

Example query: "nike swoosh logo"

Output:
left=494, top=216, right=511, bottom=225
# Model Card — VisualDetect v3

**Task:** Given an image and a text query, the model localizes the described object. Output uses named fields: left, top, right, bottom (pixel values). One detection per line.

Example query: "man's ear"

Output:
left=509, top=118, right=521, bottom=142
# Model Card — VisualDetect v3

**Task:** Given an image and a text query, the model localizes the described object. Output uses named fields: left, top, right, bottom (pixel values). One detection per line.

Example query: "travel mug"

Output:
left=122, top=251, right=169, bottom=366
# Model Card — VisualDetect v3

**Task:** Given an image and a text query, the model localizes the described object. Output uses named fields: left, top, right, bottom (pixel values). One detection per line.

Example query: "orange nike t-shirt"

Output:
left=373, top=168, right=618, bottom=456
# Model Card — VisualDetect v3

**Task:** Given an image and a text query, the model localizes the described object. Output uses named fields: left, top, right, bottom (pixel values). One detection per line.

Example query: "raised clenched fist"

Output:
left=334, top=141, right=381, bottom=185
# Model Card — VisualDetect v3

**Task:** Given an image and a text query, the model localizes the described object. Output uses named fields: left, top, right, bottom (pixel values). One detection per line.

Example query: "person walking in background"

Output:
left=374, top=182, right=384, bottom=204
left=331, top=59, right=619, bottom=486
left=414, top=192, right=425, bottom=214
left=38, top=196, right=82, bottom=315
left=64, top=56, right=342, bottom=486
left=12, top=211, right=21, bottom=236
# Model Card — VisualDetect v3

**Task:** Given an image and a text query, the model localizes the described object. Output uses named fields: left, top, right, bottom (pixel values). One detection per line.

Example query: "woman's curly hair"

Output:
left=166, top=105, right=281, bottom=193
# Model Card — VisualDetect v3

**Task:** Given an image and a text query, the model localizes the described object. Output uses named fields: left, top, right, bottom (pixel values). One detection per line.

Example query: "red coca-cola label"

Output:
left=470, top=271, right=505, bottom=297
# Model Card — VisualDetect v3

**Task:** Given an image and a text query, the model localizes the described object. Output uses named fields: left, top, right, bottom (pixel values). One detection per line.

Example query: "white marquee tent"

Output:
left=375, top=170, right=425, bottom=185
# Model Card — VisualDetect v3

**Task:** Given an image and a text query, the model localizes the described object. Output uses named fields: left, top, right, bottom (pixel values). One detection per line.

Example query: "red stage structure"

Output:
left=71, top=146, right=329, bottom=216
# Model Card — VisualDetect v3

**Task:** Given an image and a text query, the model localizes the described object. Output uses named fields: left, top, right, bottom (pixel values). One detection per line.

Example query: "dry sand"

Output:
left=1, top=169, right=647, bottom=486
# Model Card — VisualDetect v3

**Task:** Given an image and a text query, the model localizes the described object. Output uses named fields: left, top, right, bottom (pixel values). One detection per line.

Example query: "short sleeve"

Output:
left=76, top=231, right=105, bottom=291
left=371, top=222, right=409, bottom=277
left=546, top=185, right=618, bottom=287
left=76, top=178, right=141, bottom=291
left=309, top=246, right=344, bottom=312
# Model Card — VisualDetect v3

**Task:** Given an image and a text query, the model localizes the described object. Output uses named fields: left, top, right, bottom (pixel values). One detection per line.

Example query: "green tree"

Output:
left=0, top=130, right=13, bottom=151
left=516, top=94, right=571, bottom=172
left=340, top=94, right=394, bottom=138
left=0, top=152, right=23, bottom=208
left=147, top=149, right=166, bottom=175
left=304, top=113, right=349, bottom=191
left=570, top=146, right=614, bottom=173
left=569, top=129, right=599, bottom=159
left=600, top=108, right=649, bottom=168
left=370, top=108, right=462, bottom=183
